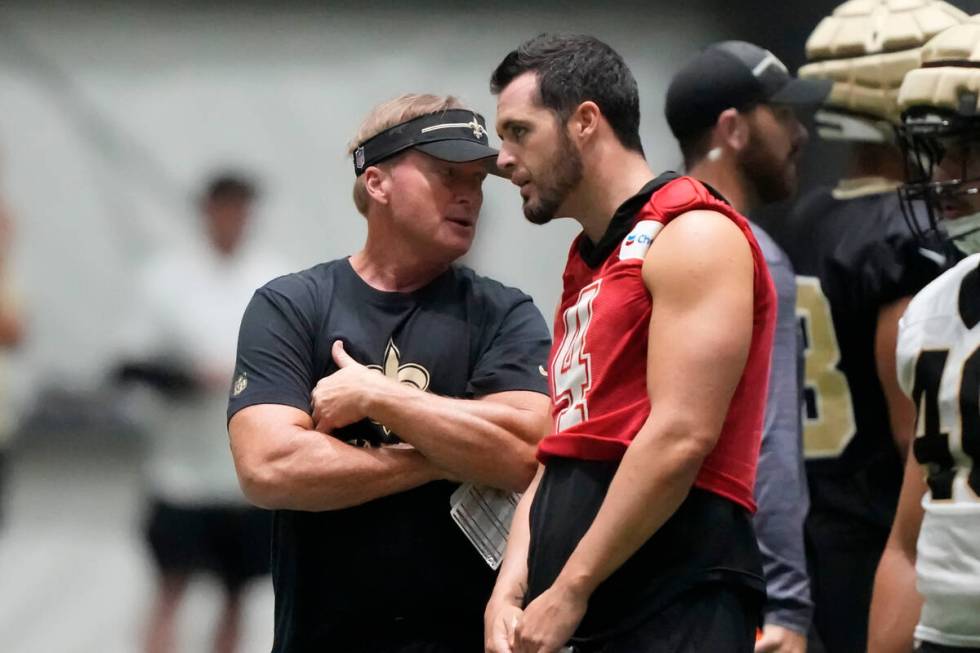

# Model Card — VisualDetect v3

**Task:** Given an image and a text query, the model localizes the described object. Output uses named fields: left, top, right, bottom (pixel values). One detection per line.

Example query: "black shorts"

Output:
left=805, top=506, right=889, bottom=653
left=526, top=457, right=765, bottom=648
left=572, top=582, right=761, bottom=653
left=291, top=618, right=482, bottom=653
left=144, top=498, right=272, bottom=591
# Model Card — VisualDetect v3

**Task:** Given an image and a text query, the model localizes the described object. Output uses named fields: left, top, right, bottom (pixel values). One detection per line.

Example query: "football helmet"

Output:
left=898, top=17, right=980, bottom=256
left=801, top=0, right=967, bottom=142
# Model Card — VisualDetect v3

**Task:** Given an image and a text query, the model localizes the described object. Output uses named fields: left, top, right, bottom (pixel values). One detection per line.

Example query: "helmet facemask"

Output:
left=898, top=108, right=980, bottom=257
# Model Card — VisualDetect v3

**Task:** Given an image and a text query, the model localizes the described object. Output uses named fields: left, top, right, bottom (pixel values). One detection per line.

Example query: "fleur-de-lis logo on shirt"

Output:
left=367, top=338, right=430, bottom=440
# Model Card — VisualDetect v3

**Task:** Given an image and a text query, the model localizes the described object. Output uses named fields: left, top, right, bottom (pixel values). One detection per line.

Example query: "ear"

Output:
left=362, top=166, right=390, bottom=206
left=716, top=107, right=750, bottom=153
left=567, top=100, right=602, bottom=143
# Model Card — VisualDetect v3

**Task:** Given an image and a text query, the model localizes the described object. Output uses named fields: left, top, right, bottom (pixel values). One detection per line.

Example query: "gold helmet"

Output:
left=801, top=0, right=967, bottom=141
left=898, top=15, right=980, bottom=256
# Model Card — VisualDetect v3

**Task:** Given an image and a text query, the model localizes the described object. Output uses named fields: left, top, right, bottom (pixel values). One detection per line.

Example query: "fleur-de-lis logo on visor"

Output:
left=467, top=119, right=487, bottom=139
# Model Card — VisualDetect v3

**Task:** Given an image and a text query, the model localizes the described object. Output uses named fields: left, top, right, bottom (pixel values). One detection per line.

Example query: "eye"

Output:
left=511, top=125, right=528, bottom=141
left=774, top=106, right=796, bottom=124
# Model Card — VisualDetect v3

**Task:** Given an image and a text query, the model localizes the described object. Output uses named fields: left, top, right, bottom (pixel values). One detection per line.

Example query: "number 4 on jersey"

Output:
left=553, top=280, right=601, bottom=432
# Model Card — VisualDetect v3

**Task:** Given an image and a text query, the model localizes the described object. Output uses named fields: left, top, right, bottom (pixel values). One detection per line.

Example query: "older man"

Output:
left=228, top=94, right=551, bottom=653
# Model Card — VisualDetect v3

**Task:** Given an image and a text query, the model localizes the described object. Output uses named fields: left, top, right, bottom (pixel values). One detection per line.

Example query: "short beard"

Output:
left=523, top=128, right=584, bottom=225
left=737, top=131, right=795, bottom=205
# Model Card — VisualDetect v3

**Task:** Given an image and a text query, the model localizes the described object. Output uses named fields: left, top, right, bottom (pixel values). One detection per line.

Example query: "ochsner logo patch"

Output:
left=619, top=220, right=663, bottom=260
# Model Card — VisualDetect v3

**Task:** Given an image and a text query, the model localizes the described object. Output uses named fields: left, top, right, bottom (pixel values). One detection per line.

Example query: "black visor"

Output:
left=353, top=109, right=500, bottom=176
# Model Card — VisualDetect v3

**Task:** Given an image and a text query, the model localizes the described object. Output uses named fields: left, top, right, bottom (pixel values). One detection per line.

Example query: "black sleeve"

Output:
left=861, top=233, right=945, bottom=306
left=227, top=285, right=318, bottom=421
left=465, top=294, right=551, bottom=398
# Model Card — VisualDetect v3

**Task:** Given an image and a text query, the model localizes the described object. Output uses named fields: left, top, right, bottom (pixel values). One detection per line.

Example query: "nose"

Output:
left=455, top=177, right=483, bottom=207
left=496, top=145, right=517, bottom=176
left=794, top=118, right=809, bottom=149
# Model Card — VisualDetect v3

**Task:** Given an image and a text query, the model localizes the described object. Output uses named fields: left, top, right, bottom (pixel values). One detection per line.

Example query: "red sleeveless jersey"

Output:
left=538, top=175, right=776, bottom=513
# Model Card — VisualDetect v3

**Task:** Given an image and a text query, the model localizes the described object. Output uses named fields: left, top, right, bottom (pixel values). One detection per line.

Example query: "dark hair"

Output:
left=202, top=173, right=257, bottom=204
left=676, top=101, right=761, bottom=170
left=490, top=33, right=644, bottom=156
left=677, top=129, right=714, bottom=170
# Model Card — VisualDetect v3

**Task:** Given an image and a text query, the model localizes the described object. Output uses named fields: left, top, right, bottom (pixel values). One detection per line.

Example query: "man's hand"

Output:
left=755, top=624, right=807, bottom=653
left=513, top=583, right=587, bottom=653
left=485, top=601, right=524, bottom=653
left=310, top=340, right=394, bottom=433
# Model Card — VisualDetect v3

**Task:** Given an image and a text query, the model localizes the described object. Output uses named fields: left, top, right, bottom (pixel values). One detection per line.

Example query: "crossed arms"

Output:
left=229, top=342, right=550, bottom=511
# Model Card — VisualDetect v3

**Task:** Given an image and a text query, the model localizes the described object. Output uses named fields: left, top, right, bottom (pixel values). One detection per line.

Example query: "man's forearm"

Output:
left=868, top=544, right=922, bottom=653
left=554, top=419, right=710, bottom=597
left=235, top=423, right=440, bottom=511
left=365, top=385, right=547, bottom=491
left=489, top=466, right=541, bottom=608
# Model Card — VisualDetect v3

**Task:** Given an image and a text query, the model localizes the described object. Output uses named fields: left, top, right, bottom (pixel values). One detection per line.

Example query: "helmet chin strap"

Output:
left=944, top=210, right=980, bottom=256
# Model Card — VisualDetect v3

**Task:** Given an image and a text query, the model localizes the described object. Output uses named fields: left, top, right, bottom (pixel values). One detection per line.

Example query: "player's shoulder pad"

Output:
left=642, top=175, right=731, bottom=224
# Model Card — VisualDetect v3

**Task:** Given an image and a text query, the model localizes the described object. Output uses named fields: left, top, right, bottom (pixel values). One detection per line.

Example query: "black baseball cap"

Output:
left=353, top=109, right=500, bottom=176
left=665, top=40, right=832, bottom=140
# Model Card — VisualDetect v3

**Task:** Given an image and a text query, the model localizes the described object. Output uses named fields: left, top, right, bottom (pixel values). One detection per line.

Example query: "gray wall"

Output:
left=0, top=3, right=724, bottom=411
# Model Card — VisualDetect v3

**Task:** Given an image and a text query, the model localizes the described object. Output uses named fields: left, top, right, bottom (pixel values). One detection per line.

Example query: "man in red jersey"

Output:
left=667, top=41, right=830, bottom=653
left=485, top=34, right=825, bottom=653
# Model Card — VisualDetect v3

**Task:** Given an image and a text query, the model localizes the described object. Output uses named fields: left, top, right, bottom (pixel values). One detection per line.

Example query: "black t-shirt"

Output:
left=780, top=187, right=946, bottom=528
left=228, top=258, right=551, bottom=651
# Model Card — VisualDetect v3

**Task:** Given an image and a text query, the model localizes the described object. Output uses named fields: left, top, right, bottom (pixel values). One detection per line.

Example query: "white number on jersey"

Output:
left=553, top=280, right=601, bottom=432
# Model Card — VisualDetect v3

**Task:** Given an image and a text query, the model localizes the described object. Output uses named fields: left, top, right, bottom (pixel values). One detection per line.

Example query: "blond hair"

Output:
left=348, top=93, right=466, bottom=216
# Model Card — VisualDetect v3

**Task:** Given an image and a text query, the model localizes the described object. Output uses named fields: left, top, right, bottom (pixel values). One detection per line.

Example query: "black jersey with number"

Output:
left=780, top=186, right=946, bottom=528
left=227, top=258, right=551, bottom=652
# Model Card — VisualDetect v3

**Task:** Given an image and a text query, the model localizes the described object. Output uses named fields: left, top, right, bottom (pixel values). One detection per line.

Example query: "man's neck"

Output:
left=571, top=147, right=656, bottom=244
left=687, top=156, right=752, bottom=215
left=352, top=223, right=451, bottom=293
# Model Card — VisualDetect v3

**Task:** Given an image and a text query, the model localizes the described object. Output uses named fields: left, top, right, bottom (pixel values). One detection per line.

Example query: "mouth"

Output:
left=446, top=216, right=475, bottom=229
left=942, top=202, right=969, bottom=220
left=518, top=181, right=535, bottom=202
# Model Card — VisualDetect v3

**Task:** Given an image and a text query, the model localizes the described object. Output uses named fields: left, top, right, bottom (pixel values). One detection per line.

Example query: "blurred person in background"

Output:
left=485, top=34, right=784, bottom=653
left=227, top=94, right=551, bottom=653
left=116, top=173, right=283, bottom=653
left=0, top=185, right=24, bottom=527
left=781, top=2, right=965, bottom=650
left=665, top=40, right=830, bottom=653
left=869, top=15, right=980, bottom=652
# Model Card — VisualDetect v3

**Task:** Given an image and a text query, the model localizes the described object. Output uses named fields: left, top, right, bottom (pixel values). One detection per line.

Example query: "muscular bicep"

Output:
left=641, top=210, right=755, bottom=442
left=229, top=403, right=313, bottom=466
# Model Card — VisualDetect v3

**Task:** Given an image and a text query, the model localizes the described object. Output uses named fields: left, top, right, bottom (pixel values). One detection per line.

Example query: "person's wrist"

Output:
left=361, top=372, right=407, bottom=419
left=554, top=563, right=598, bottom=602
left=487, top=586, right=523, bottom=614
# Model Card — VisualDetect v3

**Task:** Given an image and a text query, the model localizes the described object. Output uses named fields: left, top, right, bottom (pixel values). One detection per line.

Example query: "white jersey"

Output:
left=897, top=252, right=980, bottom=648
left=120, top=243, right=283, bottom=505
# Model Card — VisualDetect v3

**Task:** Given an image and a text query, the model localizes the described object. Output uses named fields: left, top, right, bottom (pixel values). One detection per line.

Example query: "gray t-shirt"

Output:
left=750, top=222, right=813, bottom=634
